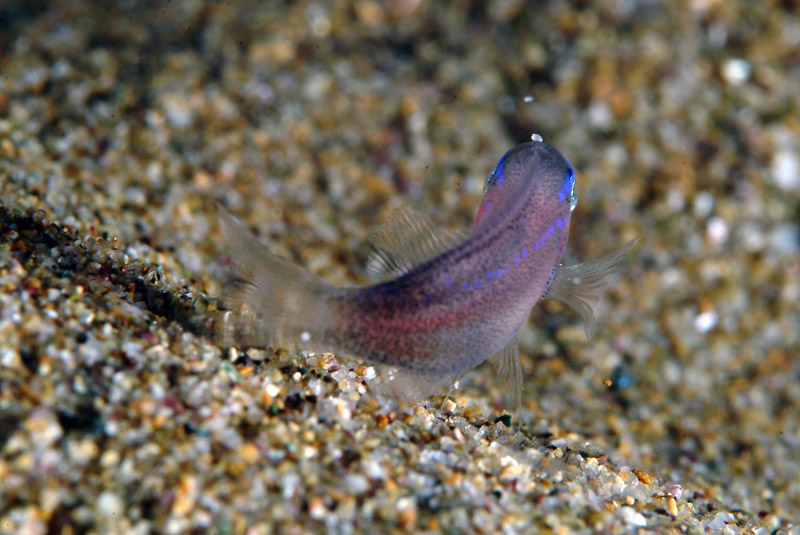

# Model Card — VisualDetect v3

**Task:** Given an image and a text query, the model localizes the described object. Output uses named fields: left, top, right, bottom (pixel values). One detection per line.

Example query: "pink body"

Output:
left=325, top=142, right=576, bottom=376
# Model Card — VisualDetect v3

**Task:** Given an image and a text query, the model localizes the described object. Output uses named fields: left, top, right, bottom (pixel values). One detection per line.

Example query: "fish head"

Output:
left=475, top=140, right=577, bottom=229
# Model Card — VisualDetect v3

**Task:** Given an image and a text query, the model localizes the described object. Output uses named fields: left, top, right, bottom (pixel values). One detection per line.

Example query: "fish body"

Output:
left=216, top=139, right=633, bottom=400
left=326, top=142, right=574, bottom=376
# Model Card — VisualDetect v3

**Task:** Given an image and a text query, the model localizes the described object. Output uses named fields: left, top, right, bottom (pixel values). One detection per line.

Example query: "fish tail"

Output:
left=211, top=204, right=336, bottom=350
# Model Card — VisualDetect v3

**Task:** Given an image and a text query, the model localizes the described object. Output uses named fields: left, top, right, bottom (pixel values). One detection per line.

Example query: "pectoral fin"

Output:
left=544, top=238, right=638, bottom=339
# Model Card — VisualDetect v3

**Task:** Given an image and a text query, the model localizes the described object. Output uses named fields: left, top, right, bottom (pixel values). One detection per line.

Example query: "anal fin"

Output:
left=371, top=364, right=462, bottom=404
left=489, top=337, right=524, bottom=426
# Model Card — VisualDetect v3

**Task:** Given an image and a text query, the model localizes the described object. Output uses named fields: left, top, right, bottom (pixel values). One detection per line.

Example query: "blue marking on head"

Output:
left=522, top=247, right=528, bottom=259
left=556, top=218, right=563, bottom=230
left=463, top=281, right=471, bottom=290
left=474, top=279, right=482, bottom=289
left=566, top=165, right=578, bottom=210
left=444, top=277, right=452, bottom=287
left=514, top=256, right=520, bottom=265
left=557, top=166, right=576, bottom=204
left=497, top=268, right=505, bottom=279
left=486, top=271, right=494, bottom=281
left=482, top=154, right=507, bottom=194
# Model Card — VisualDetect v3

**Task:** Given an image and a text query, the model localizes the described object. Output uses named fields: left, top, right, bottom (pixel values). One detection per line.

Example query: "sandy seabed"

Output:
left=1, top=1, right=799, bottom=534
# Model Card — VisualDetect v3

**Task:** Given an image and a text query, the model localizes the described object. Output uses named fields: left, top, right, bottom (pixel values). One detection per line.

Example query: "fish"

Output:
left=213, top=138, right=636, bottom=406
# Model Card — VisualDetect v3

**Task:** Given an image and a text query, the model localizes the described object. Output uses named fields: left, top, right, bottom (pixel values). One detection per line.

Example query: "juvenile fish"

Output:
left=215, top=139, right=635, bottom=402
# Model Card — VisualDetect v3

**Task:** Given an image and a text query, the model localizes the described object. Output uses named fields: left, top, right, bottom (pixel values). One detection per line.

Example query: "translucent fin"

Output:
left=365, top=208, right=468, bottom=281
left=544, top=238, right=638, bottom=339
left=214, top=203, right=334, bottom=349
left=489, top=337, right=523, bottom=425
left=372, top=365, right=461, bottom=403
left=439, top=372, right=465, bottom=410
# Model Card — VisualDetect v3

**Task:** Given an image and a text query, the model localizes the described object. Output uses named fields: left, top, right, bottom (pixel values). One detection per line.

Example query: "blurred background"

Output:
left=1, top=1, right=798, bottom=533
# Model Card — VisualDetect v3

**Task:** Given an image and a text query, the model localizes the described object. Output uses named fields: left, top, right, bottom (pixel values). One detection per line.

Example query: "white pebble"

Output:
left=343, top=474, right=369, bottom=495
left=618, top=506, right=647, bottom=527
left=693, top=191, right=714, bottom=218
left=97, top=491, right=124, bottom=518
left=161, top=93, right=193, bottom=129
left=740, top=222, right=766, bottom=252
left=309, top=498, right=327, bottom=520
left=694, top=310, right=718, bottom=333
left=771, top=149, right=799, bottom=191
left=1, top=349, right=22, bottom=368
left=707, top=511, right=731, bottom=531
left=722, top=58, right=751, bottom=86
left=706, top=217, right=729, bottom=246
left=667, top=189, right=685, bottom=211
left=588, top=99, right=612, bottom=129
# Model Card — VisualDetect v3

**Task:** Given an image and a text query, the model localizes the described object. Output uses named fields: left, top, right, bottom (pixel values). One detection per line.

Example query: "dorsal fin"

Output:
left=365, top=208, right=468, bottom=282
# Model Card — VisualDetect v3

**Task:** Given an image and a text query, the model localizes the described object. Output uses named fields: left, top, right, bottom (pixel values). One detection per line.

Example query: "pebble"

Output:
left=96, top=491, right=125, bottom=518
left=1, top=2, right=798, bottom=535
left=343, top=474, right=370, bottom=495
left=618, top=506, right=647, bottom=527
left=771, top=150, right=799, bottom=191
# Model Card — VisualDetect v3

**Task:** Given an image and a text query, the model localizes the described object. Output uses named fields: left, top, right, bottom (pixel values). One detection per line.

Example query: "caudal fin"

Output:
left=212, top=204, right=335, bottom=350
